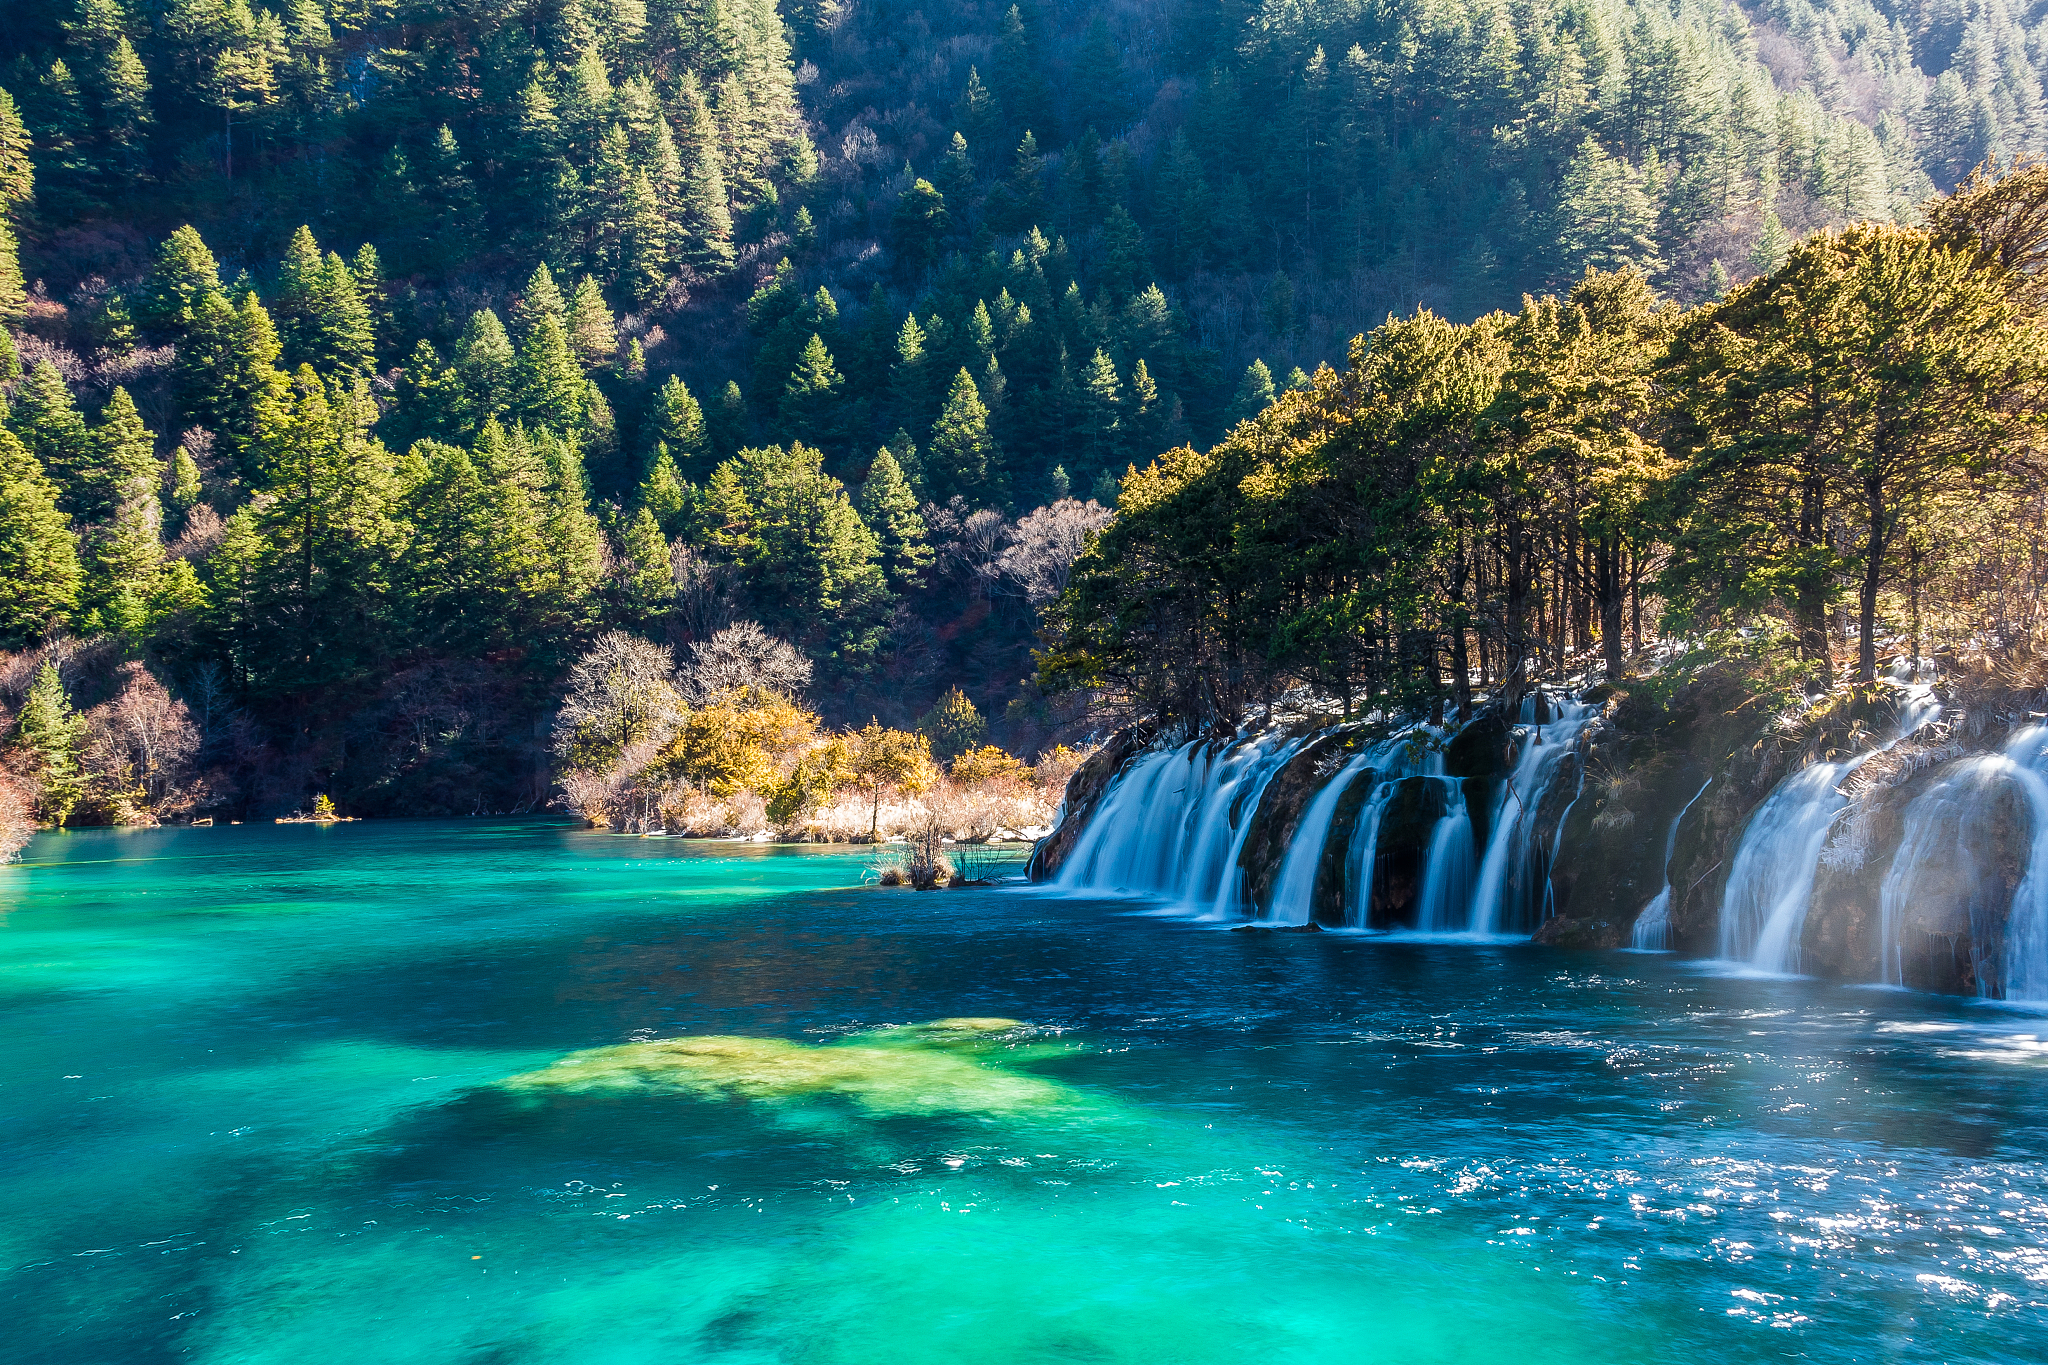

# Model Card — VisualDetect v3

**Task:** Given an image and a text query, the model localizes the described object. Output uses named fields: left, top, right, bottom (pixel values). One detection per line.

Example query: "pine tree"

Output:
left=1227, top=359, right=1276, bottom=426
left=1080, top=348, right=1122, bottom=472
left=419, top=125, right=479, bottom=268
left=134, top=226, right=222, bottom=339
left=11, top=662, right=87, bottom=824
left=167, top=443, right=203, bottom=514
left=672, top=72, right=735, bottom=271
left=709, top=380, right=748, bottom=457
left=90, top=387, right=161, bottom=513
left=454, top=310, right=517, bottom=431
left=29, top=59, right=98, bottom=218
left=0, top=218, right=24, bottom=325
left=240, top=370, right=403, bottom=694
left=178, top=291, right=288, bottom=481
left=858, top=447, right=932, bottom=589
left=620, top=504, right=673, bottom=613
left=636, top=445, right=692, bottom=538
left=0, top=86, right=33, bottom=211
left=273, top=224, right=325, bottom=356
left=781, top=333, right=845, bottom=453
left=644, top=374, right=709, bottom=476
left=567, top=276, right=617, bottom=366
left=0, top=430, right=81, bottom=647
left=6, top=362, right=95, bottom=517
left=99, top=38, right=154, bottom=180
left=891, top=178, right=950, bottom=278
left=514, top=266, right=588, bottom=435
left=929, top=369, right=999, bottom=501
left=882, top=427, right=923, bottom=494
left=307, top=250, right=376, bottom=374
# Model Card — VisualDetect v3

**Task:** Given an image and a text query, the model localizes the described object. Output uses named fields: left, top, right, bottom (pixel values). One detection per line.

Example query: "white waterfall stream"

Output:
left=1051, top=732, right=1306, bottom=913
left=2001, top=726, right=2048, bottom=1000
left=1466, top=701, right=1597, bottom=934
left=1717, top=684, right=1941, bottom=973
left=1051, top=695, right=1598, bottom=936
left=1262, top=747, right=1383, bottom=925
left=1629, top=779, right=1712, bottom=951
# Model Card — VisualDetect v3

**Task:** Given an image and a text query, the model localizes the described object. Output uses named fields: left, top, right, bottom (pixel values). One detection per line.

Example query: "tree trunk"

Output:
left=1595, top=531, right=1625, bottom=681
left=1797, top=473, right=1830, bottom=682
left=1858, top=473, right=1887, bottom=685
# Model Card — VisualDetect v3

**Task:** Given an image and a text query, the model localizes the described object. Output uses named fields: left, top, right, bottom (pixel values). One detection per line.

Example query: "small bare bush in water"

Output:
left=906, top=817, right=950, bottom=889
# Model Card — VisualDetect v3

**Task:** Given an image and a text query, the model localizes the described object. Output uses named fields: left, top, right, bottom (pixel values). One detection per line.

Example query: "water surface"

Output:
left=4, top=821, right=2046, bottom=1363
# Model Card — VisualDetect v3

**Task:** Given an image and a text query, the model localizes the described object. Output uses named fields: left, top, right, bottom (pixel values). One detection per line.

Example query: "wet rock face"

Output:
left=1027, top=724, right=1153, bottom=882
left=1546, top=709, right=1709, bottom=947
left=1370, top=776, right=1452, bottom=928
left=1239, top=730, right=1357, bottom=914
left=1311, top=766, right=1381, bottom=926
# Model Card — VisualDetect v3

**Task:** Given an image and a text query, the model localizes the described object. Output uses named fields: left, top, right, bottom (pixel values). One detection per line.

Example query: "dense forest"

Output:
left=1, top=0, right=2046, bottom=832
left=1046, top=165, right=2048, bottom=727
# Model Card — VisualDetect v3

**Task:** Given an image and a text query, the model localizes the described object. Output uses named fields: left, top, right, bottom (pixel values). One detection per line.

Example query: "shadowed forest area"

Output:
left=3, top=0, right=2047, bottom=838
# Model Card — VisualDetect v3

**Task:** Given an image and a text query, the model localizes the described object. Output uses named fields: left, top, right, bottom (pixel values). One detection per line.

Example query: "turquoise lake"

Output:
left=4, top=819, right=2047, bottom=1363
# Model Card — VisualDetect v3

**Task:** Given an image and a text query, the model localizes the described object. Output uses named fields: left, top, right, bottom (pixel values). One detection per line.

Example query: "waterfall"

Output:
left=1413, top=786, right=1477, bottom=931
left=1050, top=693, right=1598, bottom=936
left=1718, top=683, right=1941, bottom=973
left=1052, top=731, right=1305, bottom=913
left=1629, top=779, right=1712, bottom=951
left=2003, top=726, right=2048, bottom=1000
left=1263, top=747, right=1380, bottom=924
left=1466, top=700, right=1597, bottom=934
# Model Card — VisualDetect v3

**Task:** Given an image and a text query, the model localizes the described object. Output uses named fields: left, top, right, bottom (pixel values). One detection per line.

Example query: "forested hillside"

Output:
left=1, top=0, right=2046, bottom=826
left=1045, top=167, right=2048, bottom=729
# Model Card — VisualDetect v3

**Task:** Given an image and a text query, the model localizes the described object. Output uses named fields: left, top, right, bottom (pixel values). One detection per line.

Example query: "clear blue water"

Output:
left=4, top=820, right=2047, bottom=1363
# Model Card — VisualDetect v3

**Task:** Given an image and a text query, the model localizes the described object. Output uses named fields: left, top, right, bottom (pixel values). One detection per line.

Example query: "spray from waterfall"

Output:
left=1718, top=674, right=1941, bottom=973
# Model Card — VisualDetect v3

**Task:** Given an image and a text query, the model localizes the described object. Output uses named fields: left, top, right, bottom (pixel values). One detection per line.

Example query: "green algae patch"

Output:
left=501, top=1022, right=1078, bottom=1117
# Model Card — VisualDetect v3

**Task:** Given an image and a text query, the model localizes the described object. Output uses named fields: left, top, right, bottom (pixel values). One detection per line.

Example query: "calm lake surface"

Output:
left=4, top=820, right=2047, bottom=1364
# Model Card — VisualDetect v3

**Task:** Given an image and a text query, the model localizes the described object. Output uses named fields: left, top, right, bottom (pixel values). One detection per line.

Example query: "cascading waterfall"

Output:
left=1629, top=779, right=1712, bottom=951
left=1413, top=797, right=1477, bottom=931
left=1052, top=695, right=1599, bottom=937
left=1874, top=725, right=2048, bottom=999
left=1263, top=747, right=1384, bottom=924
left=1718, top=683, right=1941, bottom=973
left=2003, top=726, right=2048, bottom=1000
left=1052, top=732, right=1305, bottom=913
left=1466, top=700, right=1597, bottom=935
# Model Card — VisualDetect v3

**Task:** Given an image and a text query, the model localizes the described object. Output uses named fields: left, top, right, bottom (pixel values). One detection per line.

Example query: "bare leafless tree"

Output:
left=678, top=621, right=813, bottom=703
left=998, top=499, right=1114, bottom=605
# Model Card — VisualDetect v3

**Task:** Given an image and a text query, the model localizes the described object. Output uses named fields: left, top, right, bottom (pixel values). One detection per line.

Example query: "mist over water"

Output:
left=4, top=821, right=2048, bottom=1364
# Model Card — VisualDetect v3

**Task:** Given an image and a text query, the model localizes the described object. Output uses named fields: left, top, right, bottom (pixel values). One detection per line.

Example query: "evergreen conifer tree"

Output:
left=454, top=310, right=517, bottom=430
left=11, top=662, right=87, bottom=824
left=929, top=369, right=999, bottom=501
left=1227, top=359, right=1276, bottom=426
left=567, top=276, right=618, bottom=366
left=644, top=374, right=708, bottom=475
left=0, top=429, right=81, bottom=647
left=858, top=447, right=932, bottom=589
left=0, top=87, right=33, bottom=210
left=134, top=226, right=222, bottom=339
left=781, top=333, right=845, bottom=453
left=636, top=446, right=692, bottom=538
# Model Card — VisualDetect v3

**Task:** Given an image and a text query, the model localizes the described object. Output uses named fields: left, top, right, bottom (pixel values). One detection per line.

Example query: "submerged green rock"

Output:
left=503, top=1018, right=1080, bottom=1117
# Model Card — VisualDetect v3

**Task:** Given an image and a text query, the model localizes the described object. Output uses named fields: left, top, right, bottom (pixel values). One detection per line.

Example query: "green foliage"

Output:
left=705, top=443, right=889, bottom=666
left=11, top=663, right=87, bottom=825
left=0, top=429, right=80, bottom=646
left=918, top=686, right=986, bottom=759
